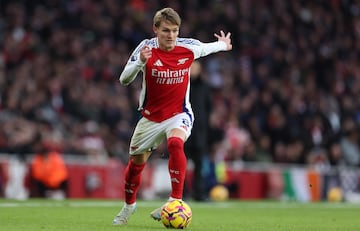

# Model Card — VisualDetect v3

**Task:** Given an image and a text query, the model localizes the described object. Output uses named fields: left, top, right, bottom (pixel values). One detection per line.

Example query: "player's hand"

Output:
left=214, top=30, right=232, bottom=51
left=140, top=46, right=152, bottom=63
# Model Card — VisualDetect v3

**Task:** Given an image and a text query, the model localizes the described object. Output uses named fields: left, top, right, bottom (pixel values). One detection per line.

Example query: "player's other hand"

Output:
left=214, top=30, right=232, bottom=51
left=140, top=46, right=152, bottom=63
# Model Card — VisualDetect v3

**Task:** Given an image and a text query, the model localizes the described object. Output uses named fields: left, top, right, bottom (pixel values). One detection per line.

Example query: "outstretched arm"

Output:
left=214, top=30, right=232, bottom=51
left=177, top=32, right=232, bottom=59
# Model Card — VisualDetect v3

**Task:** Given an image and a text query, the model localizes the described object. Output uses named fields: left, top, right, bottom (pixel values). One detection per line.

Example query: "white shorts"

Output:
left=129, top=112, right=193, bottom=155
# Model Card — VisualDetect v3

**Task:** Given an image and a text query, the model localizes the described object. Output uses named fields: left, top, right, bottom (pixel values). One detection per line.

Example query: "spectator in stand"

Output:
left=78, top=120, right=109, bottom=164
left=1, top=118, right=38, bottom=160
left=327, top=138, right=344, bottom=166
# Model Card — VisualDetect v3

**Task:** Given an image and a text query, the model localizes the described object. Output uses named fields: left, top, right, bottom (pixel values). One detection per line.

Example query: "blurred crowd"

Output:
left=1, top=0, right=360, bottom=168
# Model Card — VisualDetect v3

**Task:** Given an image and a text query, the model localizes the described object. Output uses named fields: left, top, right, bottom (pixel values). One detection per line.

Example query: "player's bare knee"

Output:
left=131, top=152, right=150, bottom=164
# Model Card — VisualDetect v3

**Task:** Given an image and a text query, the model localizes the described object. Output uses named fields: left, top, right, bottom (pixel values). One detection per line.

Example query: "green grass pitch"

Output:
left=1, top=199, right=360, bottom=231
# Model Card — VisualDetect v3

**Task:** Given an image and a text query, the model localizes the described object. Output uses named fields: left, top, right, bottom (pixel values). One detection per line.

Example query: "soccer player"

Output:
left=113, top=7, right=232, bottom=225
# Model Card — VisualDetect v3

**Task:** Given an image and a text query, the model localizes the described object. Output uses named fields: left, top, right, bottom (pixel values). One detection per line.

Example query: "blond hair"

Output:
left=153, top=7, right=181, bottom=28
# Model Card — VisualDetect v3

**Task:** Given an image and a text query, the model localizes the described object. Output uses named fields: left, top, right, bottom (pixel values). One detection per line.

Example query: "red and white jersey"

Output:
left=120, top=37, right=227, bottom=122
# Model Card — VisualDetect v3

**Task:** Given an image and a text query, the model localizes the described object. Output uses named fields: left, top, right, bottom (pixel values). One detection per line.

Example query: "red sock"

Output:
left=124, top=159, right=145, bottom=204
left=167, top=137, right=187, bottom=199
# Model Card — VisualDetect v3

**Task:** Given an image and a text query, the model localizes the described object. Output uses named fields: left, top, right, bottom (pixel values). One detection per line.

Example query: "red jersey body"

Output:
left=143, top=46, right=194, bottom=122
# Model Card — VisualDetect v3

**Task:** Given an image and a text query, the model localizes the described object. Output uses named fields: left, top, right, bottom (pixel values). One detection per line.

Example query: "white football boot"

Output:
left=113, top=203, right=136, bottom=225
left=151, top=198, right=182, bottom=221
left=150, top=205, right=164, bottom=221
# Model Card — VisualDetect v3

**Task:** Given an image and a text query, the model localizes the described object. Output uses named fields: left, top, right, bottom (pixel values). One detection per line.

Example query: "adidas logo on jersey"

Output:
left=154, top=59, right=163, bottom=66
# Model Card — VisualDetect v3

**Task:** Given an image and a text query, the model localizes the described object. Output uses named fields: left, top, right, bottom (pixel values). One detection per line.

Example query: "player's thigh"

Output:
left=129, top=117, right=166, bottom=155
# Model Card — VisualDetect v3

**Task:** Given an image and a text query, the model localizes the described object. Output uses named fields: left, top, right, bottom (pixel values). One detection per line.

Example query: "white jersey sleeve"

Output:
left=119, top=40, right=148, bottom=86
left=176, top=38, right=227, bottom=59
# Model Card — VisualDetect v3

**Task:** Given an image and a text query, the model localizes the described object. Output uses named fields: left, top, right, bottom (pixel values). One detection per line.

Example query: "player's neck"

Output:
left=159, top=46, right=175, bottom=52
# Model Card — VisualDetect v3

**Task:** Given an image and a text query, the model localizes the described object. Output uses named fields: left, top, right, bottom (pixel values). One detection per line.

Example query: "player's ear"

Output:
left=153, top=25, right=158, bottom=35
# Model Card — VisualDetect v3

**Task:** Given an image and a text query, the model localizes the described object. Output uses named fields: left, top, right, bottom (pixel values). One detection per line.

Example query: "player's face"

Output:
left=154, top=20, right=179, bottom=51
